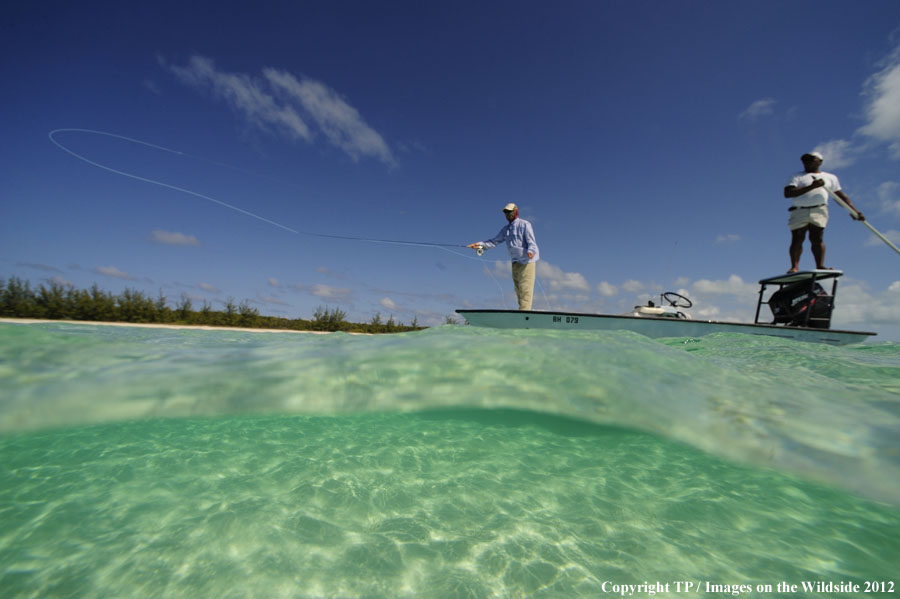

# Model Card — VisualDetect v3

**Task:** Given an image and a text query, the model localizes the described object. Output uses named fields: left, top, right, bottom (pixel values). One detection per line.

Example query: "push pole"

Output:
left=823, top=186, right=900, bottom=257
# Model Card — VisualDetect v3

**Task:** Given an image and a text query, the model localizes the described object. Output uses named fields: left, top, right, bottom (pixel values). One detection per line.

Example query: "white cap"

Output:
left=502, top=203, right=517, bottom=212
left=802, top=151, right=823, bottom=161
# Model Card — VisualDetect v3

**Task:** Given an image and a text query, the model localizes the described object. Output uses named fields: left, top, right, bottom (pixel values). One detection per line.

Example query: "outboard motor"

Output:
left=768, top=281, right=833, bottom=328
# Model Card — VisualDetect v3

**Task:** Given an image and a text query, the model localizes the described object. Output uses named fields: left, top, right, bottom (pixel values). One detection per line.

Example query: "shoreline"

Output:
left=0, top=317, right=337, bottom=334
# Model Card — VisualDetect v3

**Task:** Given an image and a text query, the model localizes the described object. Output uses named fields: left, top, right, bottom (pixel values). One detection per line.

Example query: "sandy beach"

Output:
left=0, top=317, right=334, bottom=334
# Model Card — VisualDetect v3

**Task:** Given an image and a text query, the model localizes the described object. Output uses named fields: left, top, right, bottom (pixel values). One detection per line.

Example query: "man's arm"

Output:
left=834, top=190, right=865, bottom=221
left=784, top=178, right=825, bottom=198
left=523, top=222, right=537, bottom=259
left=469, top=226, right=509, bottom=250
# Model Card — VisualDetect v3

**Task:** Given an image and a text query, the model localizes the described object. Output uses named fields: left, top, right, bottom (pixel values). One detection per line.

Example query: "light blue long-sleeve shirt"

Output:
left=481, top=218, right=539, bottom=264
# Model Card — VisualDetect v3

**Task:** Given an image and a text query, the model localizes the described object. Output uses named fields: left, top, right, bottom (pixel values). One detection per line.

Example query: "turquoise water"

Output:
left=1, top=323, right=898, bottom=598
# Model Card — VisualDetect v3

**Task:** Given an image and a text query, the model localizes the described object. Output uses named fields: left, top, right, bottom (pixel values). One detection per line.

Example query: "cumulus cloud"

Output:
left=858, top=46, right=900, bottom=158
left=622, top=280, right=644, bottom=293
left=48, top=275, right=73, bottom=287
left=811, top=139, right=858, bottom=169
left=308, top=283, right=352, bottom=300
left=536, top=261, right=590, bottom=292
left=150, top=229, right=201, bottom=246
left=791, top=44, right=900, bottom=173
left=738, top=97, right=777, bottom=121
left=484, top=260, right=511, bottom=279
left=380, top=297, right=400, bottom=311
left=692, top=274, right=756, bottom=296
left=164, top=55, right=395, bottom=166
left=828, top=279, right=900, bottom=327
left=877, top=181, right=900, bottom=216
left=864, top=229, right=900, bottom=248
left=597, top=281, right=617, bottom=297
left=94, top=265, right=136, bottom=280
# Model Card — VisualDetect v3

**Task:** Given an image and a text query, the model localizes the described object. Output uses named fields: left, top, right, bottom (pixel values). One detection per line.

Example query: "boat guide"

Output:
left=456, top=270, right=875, bottom=345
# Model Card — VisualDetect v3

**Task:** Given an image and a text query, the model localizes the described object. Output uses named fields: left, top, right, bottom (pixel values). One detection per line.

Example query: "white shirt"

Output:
left=786, top=171, right=841, bottom=208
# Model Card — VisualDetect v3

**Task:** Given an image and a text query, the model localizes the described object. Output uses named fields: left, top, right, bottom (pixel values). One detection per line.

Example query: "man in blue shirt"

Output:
left=468, top=203, right=540, bottom=310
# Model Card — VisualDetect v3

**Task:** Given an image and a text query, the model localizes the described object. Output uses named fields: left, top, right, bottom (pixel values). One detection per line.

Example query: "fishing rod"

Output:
left=822, top=186, right=900, bottom=257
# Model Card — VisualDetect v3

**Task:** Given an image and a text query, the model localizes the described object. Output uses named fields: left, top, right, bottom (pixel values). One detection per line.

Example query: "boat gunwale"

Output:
left=454, top=309, right=875, bottom=337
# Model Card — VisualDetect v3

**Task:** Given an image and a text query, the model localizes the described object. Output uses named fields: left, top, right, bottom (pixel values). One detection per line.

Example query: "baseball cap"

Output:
left=802, top=151, right=823, bottom=161
left=502, top=203, right=517, bottom=212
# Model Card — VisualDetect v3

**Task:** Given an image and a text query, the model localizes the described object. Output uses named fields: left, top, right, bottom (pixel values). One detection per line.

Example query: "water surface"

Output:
left=1, top=322, right=898, bottom=597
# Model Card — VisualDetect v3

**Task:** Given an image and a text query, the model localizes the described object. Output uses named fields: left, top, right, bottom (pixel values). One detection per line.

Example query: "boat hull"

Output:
left=455, top=310, right=874, bottom=345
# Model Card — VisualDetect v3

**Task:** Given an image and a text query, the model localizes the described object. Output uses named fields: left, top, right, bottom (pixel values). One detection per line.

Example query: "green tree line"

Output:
left=0, top=277, right=423, bottom=334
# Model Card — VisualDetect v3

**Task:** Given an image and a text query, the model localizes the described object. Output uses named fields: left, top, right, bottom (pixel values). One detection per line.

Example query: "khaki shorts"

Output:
left=788, top=204, right=828, bottom=230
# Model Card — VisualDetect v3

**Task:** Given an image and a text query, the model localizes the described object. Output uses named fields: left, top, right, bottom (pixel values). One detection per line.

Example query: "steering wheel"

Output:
left=662, top=292, right=693, bottom=308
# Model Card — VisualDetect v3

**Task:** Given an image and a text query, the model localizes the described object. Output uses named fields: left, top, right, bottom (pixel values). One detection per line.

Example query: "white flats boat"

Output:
left=457, top=270, right=875, bottom=345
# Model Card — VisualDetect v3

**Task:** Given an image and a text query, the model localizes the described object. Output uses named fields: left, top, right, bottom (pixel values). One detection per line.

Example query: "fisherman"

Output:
left=783, top=151, right=864, bottom=273
left=467, top=203, right=540, bottom=310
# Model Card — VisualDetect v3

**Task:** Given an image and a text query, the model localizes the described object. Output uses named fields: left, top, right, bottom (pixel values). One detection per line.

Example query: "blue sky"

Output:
left=3, top=1, right=900, bottom=338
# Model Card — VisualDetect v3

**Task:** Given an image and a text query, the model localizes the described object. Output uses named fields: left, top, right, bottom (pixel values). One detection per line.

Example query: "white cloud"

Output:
left=715, top=233, right=741, bottom=245
left=811, top=138, right=857, bottom=169
left=782, top=44, right=900, bottom=173
left=150, top=229, right=201, bottom=246
left=738, top=97, right=777, bottom=121
left=858, top=46, right=900, bottom=158
left=622, top=279, right=644, bottom=293
left=877, top=181, right=900, bottom=216
left=168, top=55, right=312, bottom=142
left=268, top=277, right=281, bottom=288
left=536, top=261, right=590, bottom=292
left=310, top=283, right=351, bottom=300
left=484, top=260, right=511, bottom=278
left=827, top=279, right=900, bottom=327
left=596, top=281, right=617, bottom=297
left=264, top=69, right=396, bottom=167
left=256, top=294, right=290, bottom=307
left=380, top=297, right=400, bottom=311
left=48, top=275, right=73, bottom=287
left=864, top=229, right=900, bottom=248
left=199, top=282, right=220, bottom=293
left=692, top=274, right=756, bottom=296
left=165, top=55, right=395, bottom=166
left=94, top=265, right=136, bottom=280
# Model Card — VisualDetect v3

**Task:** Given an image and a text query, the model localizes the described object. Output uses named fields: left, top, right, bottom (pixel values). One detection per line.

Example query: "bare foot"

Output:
left=787, top=267, right=799, bottom=273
